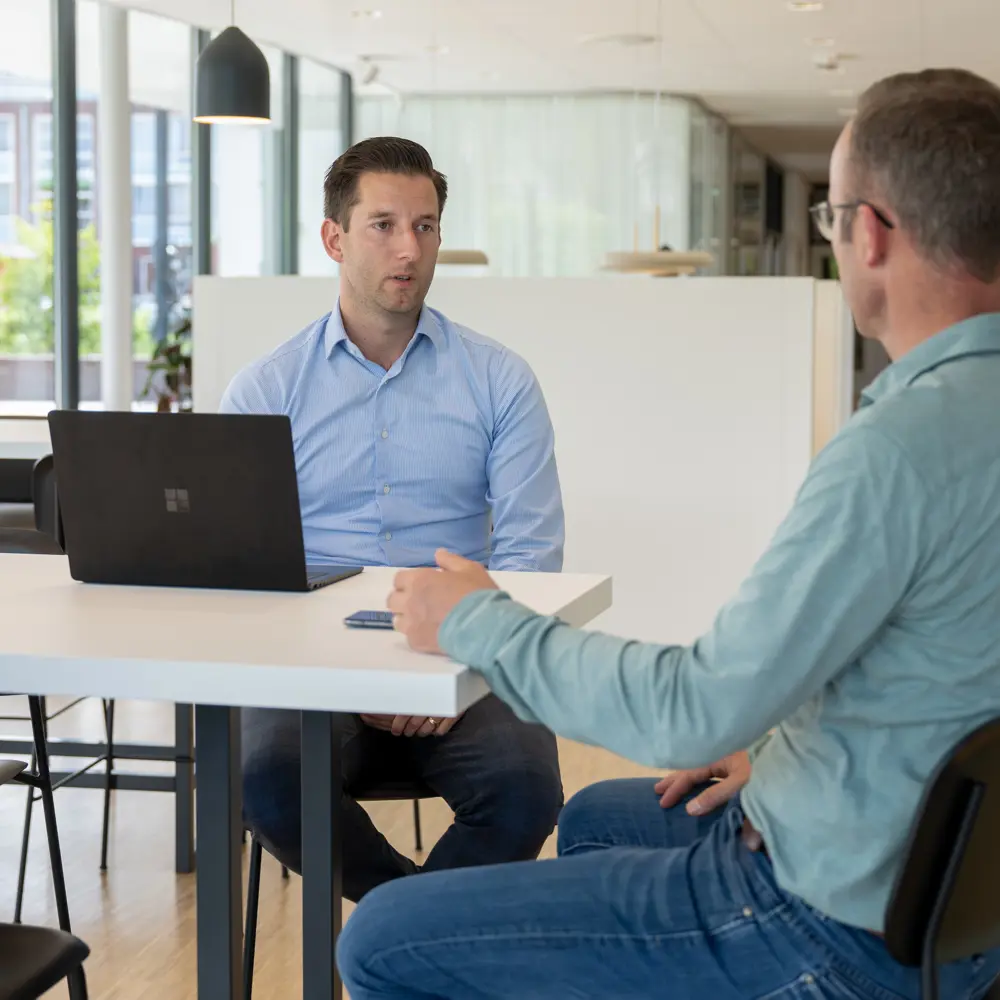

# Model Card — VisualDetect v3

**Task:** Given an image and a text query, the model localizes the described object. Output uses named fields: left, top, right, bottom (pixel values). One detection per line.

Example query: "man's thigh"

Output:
left=557, top=778, right=724, bottom=856
left=407, top=694, right=560, bottom=799
left=242, top=708, right=415, bottom=780
left=338, top=806, right=822, bottom=1000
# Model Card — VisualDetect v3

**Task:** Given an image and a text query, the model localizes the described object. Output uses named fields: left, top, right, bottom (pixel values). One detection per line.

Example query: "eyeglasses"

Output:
left=809, top=200, right=895, bottom=242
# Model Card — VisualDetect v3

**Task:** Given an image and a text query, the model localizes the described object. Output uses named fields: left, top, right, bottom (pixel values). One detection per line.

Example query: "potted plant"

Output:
left=143, top=313, right=192, bottom=412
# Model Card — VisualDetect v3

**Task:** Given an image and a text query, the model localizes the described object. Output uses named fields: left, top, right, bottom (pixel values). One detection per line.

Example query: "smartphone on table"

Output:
left=344, top=610, right=395, bottom=630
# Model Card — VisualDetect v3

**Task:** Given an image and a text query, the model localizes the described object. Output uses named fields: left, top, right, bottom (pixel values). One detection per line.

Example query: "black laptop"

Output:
left=47, top=411, right=362, bottom=593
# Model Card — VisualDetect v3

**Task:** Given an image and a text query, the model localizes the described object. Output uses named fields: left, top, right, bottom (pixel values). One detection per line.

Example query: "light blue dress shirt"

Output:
left=439, top=312, right=1000, bottom=932
left=219, top=303, right=564, bottom=571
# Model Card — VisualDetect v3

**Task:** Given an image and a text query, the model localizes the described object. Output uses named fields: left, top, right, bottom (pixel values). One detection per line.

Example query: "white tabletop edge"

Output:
left=0, top=557, right=611, bottom=714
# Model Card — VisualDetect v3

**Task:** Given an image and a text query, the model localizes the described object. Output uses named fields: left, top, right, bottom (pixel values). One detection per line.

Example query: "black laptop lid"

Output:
left=48, top=411, right=310, bottom=591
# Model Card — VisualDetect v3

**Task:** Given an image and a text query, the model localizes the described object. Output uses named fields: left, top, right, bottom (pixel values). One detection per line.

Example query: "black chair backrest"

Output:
left=885, top=716, right=1000, bottom=968
left=0, top=527, right=64, bottom=556
left=31, top=454, right=64, bottom=551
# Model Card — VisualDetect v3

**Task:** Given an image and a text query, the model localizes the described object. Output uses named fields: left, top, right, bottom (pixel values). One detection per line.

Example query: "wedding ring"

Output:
left=427, top=717, right=439, bottom=728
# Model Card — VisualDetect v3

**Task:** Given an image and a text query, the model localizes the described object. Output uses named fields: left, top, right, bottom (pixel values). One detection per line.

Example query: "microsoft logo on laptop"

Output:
left=164, top=488, right=190, bottom=514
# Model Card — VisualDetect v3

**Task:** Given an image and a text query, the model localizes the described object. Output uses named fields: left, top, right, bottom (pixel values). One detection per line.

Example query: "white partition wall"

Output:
left=194, top=276, right=821, bottom=644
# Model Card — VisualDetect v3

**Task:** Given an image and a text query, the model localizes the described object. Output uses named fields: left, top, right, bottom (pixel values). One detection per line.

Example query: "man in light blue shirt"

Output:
left=339, top=73, right=1000, bottom=999
left=221, top=137, right=564, bottom=900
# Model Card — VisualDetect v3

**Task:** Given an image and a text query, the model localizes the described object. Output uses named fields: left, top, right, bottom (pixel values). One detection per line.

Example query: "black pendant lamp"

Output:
left=194, top=2, right=271, bottom=125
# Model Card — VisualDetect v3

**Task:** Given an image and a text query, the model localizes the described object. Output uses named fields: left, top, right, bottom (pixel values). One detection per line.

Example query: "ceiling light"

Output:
left=194, top=10, right=271, bottom=125
left=426, top=43, right=450, bottom=55
left=787, top=1, right=824, bottom=10
left=806, top=36, right=835, bottom=46
left=351, top=9, right=383, bottom=18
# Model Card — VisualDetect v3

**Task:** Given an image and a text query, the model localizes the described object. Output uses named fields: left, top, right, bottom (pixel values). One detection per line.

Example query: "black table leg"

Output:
left=301, top=710, right=343, bottom=1000
left=175, top=703, right=195, bottom=874
left=195, top=705, right=242, bottom=999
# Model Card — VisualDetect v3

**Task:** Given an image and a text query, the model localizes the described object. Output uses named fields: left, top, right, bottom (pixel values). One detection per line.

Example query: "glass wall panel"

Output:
left=298, top=58, right=345, bottom=276
left=0, top=0, right=55, bottom=413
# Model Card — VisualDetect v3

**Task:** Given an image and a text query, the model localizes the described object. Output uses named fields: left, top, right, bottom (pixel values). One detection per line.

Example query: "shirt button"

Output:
left=383, top=485, right=391, bottom=494
left=385, top=532, right=392, bottom=541
left=802, top=974, right=815, bottom=986
left=381, top=429, right=389, bottom=439
left=742, top=907, right=753, bottom=919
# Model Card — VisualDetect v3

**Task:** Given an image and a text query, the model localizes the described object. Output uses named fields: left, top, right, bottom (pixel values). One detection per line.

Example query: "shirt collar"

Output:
left=323, top=300, right=443, bottom=360
left=860, top=311, right=1000, bottom=407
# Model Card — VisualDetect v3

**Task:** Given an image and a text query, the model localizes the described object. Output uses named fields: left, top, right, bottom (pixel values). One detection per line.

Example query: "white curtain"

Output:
left=356, top=93, right=703, bottom=277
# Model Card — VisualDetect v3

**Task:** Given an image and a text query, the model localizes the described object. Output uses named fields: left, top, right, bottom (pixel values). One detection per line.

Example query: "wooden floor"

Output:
left=0, top=696, right=660, bottom=999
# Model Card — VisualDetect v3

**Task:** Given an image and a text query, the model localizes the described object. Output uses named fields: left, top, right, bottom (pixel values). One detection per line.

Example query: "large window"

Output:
left=0, top=0, right=54, bottom=414
left=76, top=1, right=194, bottom=407
left=0, top=3, right=349, bottom=418
left=298, top=58, right=345, bottom=275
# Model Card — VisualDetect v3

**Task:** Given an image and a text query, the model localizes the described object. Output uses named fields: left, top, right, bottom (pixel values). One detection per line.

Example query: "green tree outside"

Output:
left=0, top=199, right=155, bottom=358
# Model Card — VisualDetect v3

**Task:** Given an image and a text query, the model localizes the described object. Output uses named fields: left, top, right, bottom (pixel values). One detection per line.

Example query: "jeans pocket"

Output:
left=771, top=968, right=899, bottom=1000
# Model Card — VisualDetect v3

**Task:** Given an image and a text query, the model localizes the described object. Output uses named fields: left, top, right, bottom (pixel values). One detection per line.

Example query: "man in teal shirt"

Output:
left=339, top=69, right=1000, bottom=1000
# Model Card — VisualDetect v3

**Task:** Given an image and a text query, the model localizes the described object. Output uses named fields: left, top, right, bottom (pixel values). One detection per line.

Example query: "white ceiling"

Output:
left=100, top=0, right=1000, bottom=176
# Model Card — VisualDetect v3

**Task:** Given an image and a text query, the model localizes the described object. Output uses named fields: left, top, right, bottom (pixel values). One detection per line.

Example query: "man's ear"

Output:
left=857, top=204, right=889, bottom=268
left=322, top=218, right=345, bottom=264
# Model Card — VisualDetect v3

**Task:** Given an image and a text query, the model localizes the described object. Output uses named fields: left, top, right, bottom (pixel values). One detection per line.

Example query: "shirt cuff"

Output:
left=439, top=589, right=536, bottom=671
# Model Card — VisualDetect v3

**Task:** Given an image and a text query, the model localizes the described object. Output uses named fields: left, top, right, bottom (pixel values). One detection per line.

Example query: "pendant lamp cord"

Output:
left=231, top=0, right=236, bottom=26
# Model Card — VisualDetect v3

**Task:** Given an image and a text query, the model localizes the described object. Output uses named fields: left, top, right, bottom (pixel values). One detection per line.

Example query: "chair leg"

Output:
left=413, top=798, right=423, bottom=853
left=27, top=696, right=89, bottom=1000
left=100, top=698, right=115, bottom=871
left=243, top=836, right=263, bottom=1000
left=13, top=748, right=35, bottom=923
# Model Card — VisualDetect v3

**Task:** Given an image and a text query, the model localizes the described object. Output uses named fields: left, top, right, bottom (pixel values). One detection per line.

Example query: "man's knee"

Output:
left=557, top=779, right=644, bottom=856
left=337, top=880, right=408, bottom=993
left=466, top=753, right=563, bottom=859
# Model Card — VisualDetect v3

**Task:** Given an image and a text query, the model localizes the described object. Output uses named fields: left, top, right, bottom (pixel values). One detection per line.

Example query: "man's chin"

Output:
left=379, top=289, right=426, bottom=315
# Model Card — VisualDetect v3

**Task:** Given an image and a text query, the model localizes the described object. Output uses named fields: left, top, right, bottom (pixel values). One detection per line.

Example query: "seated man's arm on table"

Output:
left=485, top=351, right=564, bottom=573
left=441, top=426, right=928, bottom=769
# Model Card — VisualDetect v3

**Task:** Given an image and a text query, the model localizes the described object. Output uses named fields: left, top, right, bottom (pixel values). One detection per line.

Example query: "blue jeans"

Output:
left=241, top=694, right=561, bottom=902
left=338, top=778, right=1000, bottom=999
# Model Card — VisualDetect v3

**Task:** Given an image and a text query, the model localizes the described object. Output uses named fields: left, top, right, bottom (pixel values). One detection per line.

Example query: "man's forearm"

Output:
left=439, top=591, right=760, bottom=769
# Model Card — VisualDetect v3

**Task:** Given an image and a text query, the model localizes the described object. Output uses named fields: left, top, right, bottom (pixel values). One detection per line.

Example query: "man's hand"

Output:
left=654, top=750, right=751, bottom=816
left=360, top=714, right=464, bottom=737
left=388, top=550, right=499, bottom=654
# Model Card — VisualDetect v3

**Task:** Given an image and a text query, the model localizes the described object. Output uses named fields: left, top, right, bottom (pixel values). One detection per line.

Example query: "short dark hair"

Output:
left=323, top=137, right=448, bottom=230
left=850, top=69, right=1000, bottom=281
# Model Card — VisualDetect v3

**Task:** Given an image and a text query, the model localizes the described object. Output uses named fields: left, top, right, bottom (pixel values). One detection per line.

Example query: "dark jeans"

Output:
left=338, top=779, right=1000, bottom=999
left=241, top=694, right=562, bottom=902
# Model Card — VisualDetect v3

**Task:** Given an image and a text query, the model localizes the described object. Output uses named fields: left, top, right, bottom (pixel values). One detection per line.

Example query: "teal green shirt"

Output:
left=440, top=313, right=1000, bottom=932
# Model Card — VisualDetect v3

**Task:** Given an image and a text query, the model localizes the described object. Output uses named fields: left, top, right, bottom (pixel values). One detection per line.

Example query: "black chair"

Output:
left=0, top=758, right=88, bottom=999
left=242, top=778, right=436, bottom=1000
left=30, top=455, right=63, bottom=552
left=885, top=716, right=1000, bottom=1000
left=0, top=921, right=89, bottom=1000
left=0, top=528, right=114, bottom=931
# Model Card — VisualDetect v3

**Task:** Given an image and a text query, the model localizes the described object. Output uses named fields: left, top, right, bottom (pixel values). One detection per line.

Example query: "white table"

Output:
left=0, top=554, right=612, bottom=999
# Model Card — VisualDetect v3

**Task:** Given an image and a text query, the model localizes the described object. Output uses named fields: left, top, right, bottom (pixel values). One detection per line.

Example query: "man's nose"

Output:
left=394, top=229, right=420, bottom=260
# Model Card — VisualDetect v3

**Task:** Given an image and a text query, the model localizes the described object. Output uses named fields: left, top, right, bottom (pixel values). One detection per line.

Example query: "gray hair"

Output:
left=850, top=69, right=1000, bottom=282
